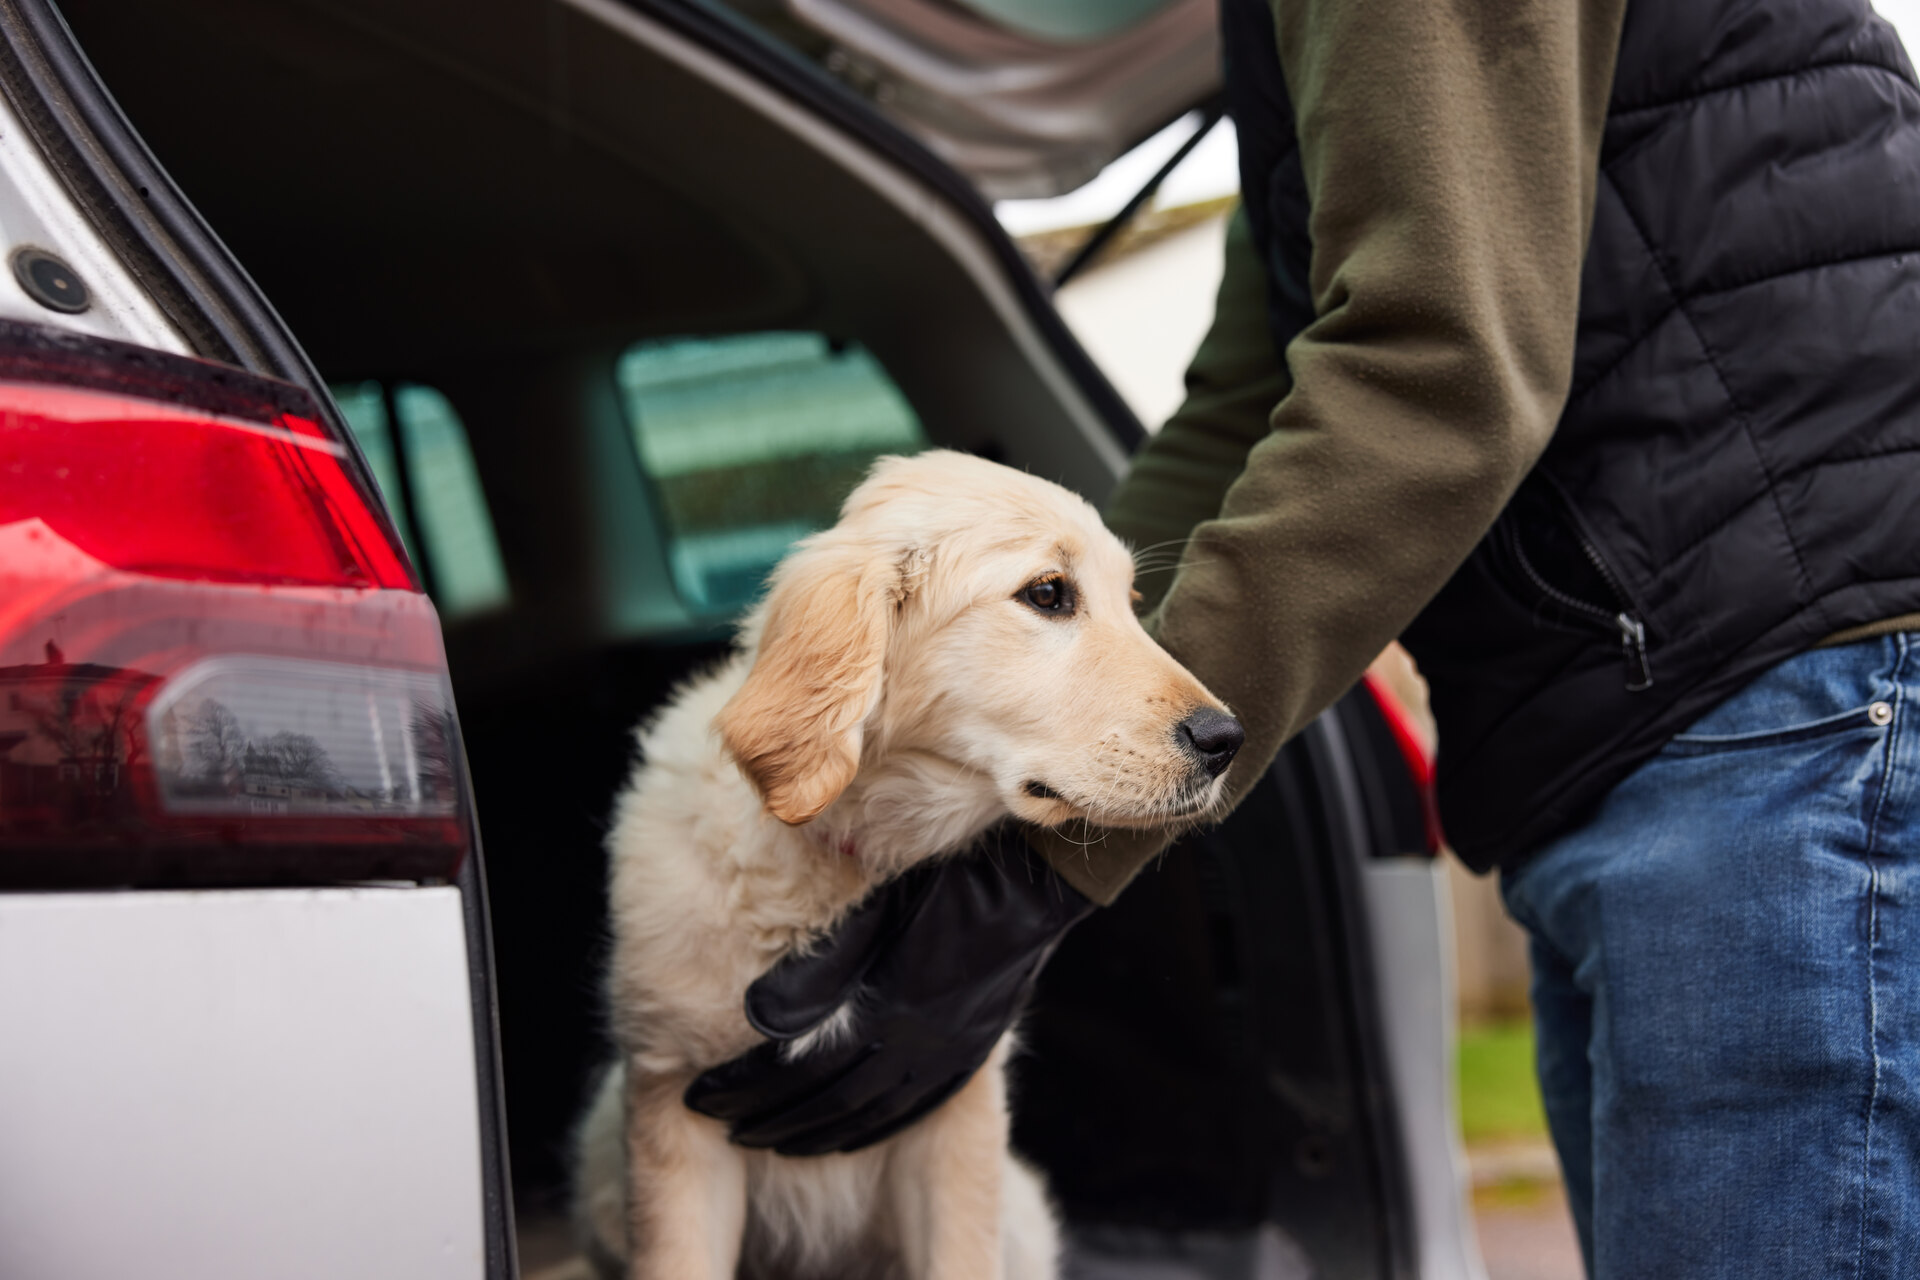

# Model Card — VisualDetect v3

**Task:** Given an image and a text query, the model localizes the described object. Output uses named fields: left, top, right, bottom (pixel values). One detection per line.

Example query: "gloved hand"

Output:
left=683, top=822, right=1094, bottom=1156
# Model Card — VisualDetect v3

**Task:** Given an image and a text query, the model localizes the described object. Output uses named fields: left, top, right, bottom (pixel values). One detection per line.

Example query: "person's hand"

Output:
left=683, top=823, right=1093, bottom=1156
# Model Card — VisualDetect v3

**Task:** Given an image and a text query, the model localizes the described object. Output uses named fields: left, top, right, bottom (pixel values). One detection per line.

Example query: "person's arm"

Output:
left=1035, top=0, right=1628, bottom=903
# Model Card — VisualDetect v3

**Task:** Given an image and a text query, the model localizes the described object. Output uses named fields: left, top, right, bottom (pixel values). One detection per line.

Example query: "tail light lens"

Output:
left=0, top=320, right=468, bottom=886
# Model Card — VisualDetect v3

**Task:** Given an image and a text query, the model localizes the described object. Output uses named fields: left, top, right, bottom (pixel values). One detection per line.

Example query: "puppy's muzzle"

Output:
left=1176, top=706, right=1245, bottom=779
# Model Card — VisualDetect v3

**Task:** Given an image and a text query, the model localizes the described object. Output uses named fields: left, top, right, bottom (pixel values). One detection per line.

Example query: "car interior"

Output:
left=62, top=0, right=1419, bottom=1272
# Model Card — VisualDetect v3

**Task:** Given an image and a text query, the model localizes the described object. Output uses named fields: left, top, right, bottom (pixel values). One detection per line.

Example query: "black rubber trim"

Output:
left=1055, top=100, right=1223, bottom=289
left=1297, top=704, right=1420, bottom=1280
left=0, top=313, right=319, bottom=420
left=458, top=811, right=521, bottom=1280
left=612, top=0, right=1149, bottom=453
left=0, top=843, right=466, bottom=892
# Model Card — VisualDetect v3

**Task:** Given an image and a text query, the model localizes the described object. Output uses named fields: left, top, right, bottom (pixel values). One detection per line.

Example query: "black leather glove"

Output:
left=683, top=822, right=1094, bottom=1156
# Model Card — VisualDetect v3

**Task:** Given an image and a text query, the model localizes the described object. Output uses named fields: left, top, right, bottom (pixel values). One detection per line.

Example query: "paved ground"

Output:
left=1474, top=1181, right=1584, bottom=1280
left=516, top=1212, right=590, bottom=1280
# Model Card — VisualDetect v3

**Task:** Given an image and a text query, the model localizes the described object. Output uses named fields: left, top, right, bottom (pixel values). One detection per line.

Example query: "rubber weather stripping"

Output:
left=1053, top=101, right=1225, bottom=289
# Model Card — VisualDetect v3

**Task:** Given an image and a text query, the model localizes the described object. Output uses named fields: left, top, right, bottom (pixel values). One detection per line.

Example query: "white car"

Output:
left=0, top=0, right=1482, bottom=1275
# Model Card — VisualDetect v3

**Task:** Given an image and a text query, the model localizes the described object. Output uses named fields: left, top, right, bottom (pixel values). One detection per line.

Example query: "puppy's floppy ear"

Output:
left=717, top=536, right=916, bottom=825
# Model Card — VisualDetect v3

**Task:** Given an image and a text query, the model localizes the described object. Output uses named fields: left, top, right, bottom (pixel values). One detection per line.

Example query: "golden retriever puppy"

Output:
left=572, top=450, right=1239, bottom=1280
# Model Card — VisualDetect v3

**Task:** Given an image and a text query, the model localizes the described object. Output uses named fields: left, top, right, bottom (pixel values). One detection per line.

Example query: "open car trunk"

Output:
left=706, top=0, right=1221, bottom=198
left=56, top=1, right=1454, bottom=1274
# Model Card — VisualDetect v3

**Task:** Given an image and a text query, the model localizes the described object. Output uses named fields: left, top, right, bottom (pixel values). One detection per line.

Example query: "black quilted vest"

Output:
left=1227, top=0, right=1920, bottom=872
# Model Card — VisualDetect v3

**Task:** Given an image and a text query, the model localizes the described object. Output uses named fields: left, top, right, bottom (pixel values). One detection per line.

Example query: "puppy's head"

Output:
left=717, top=450, right=1242, bottom=831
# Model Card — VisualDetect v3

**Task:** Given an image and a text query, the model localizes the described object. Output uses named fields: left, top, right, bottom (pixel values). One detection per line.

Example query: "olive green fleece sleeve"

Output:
left=1035, top=0, right=1627, bottom=905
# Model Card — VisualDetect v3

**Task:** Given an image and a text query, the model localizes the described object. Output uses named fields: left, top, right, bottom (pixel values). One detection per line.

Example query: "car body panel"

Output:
left=1361, top=861, right=1492, bottom=1280
left=0, top=887, right=486, bottom=1280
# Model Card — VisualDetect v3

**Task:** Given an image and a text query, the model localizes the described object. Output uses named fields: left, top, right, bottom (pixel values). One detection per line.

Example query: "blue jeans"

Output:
left=1501, top=633, right=1920, bottom=1278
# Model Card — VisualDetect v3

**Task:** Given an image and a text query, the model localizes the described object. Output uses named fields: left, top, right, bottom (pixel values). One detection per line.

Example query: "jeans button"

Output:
left=1870, top=701, right=1895, bottom=726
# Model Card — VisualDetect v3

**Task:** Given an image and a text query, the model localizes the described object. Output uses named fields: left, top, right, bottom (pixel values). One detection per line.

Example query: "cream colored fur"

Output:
left=572, top=451, right=1236, bottom=1280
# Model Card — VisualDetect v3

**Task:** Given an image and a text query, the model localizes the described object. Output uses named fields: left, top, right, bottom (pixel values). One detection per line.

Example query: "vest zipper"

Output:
left=1510, top=531, right=1654, bottom=693
left=1615, top=612, right=1653, bottom=694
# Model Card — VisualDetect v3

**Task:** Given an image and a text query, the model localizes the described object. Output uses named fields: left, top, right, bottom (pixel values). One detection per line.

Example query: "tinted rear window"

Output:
left=618, top=333, right=925, bottom=613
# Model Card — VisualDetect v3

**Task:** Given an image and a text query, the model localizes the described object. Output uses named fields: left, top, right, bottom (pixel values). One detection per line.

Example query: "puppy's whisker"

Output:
left=1128, top=560, right=1219, bottom=583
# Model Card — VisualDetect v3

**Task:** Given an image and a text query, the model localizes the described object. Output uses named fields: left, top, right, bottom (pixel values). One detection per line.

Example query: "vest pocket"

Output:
left=1489, top=480, right=1653, bottom=693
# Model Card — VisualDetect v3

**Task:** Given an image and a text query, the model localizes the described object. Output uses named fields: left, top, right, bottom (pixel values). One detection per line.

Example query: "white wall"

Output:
left=1881, top=0, right=1920, bottom=46
left=1052, top=215, right=1229, bottom=431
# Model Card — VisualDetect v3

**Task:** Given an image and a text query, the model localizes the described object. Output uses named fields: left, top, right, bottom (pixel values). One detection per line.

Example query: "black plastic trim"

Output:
left=0, top=313, right=319, bottom=421
left=0, top=844, right=465, bottom=892
left=459, top=814, right=521, bottom=1280
left=611, top=0, right=1148, bottom=454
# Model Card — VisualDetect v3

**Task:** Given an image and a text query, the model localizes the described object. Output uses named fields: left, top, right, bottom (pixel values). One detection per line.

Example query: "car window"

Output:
left=618, top=333, right=926, bottom=614
left=332, top=381, right=511, bottom=620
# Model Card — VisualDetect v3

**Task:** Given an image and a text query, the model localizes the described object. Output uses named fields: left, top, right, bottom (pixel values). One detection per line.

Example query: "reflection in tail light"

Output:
left=0, top=319, right=468, bottom=886
left=148, top=658, right=459, bottom=818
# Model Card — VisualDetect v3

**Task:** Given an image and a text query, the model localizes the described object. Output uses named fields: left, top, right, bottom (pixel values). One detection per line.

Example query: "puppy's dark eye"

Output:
left=1020, top=578, right=1073, bottom=615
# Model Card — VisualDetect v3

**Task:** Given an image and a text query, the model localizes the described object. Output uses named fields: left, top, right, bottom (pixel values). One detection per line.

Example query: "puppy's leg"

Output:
left=571, top=1065, right=633, bottom=1279
left=625, top=1068, right=748, bottom=1280
left=886, top=1042, right=1018, bottom=1280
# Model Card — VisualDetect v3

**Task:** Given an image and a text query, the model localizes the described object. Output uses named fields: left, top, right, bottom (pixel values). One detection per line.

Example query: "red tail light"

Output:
left=0, top=321, right=468, bottom=886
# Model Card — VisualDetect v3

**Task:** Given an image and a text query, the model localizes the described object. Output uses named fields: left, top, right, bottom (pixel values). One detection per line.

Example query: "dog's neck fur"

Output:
left=635, top=653, right=1008, bottom=995
left=803, top=750, right=1007, bottom=882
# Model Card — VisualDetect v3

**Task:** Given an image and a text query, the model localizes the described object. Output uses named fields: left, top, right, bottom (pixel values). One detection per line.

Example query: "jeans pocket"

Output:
left=1659, top=639, right=1902, bottom=757
left=1662, top=700, right=1889, bottom=756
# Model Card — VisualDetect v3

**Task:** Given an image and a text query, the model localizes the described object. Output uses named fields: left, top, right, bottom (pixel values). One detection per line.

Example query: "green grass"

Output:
left=1457, top=1019, right=1550, bottom=1144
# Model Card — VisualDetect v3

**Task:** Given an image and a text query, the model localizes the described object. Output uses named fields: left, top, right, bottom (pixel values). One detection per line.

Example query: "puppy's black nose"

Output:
left=1177, top=707, right=1245, bottom=778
